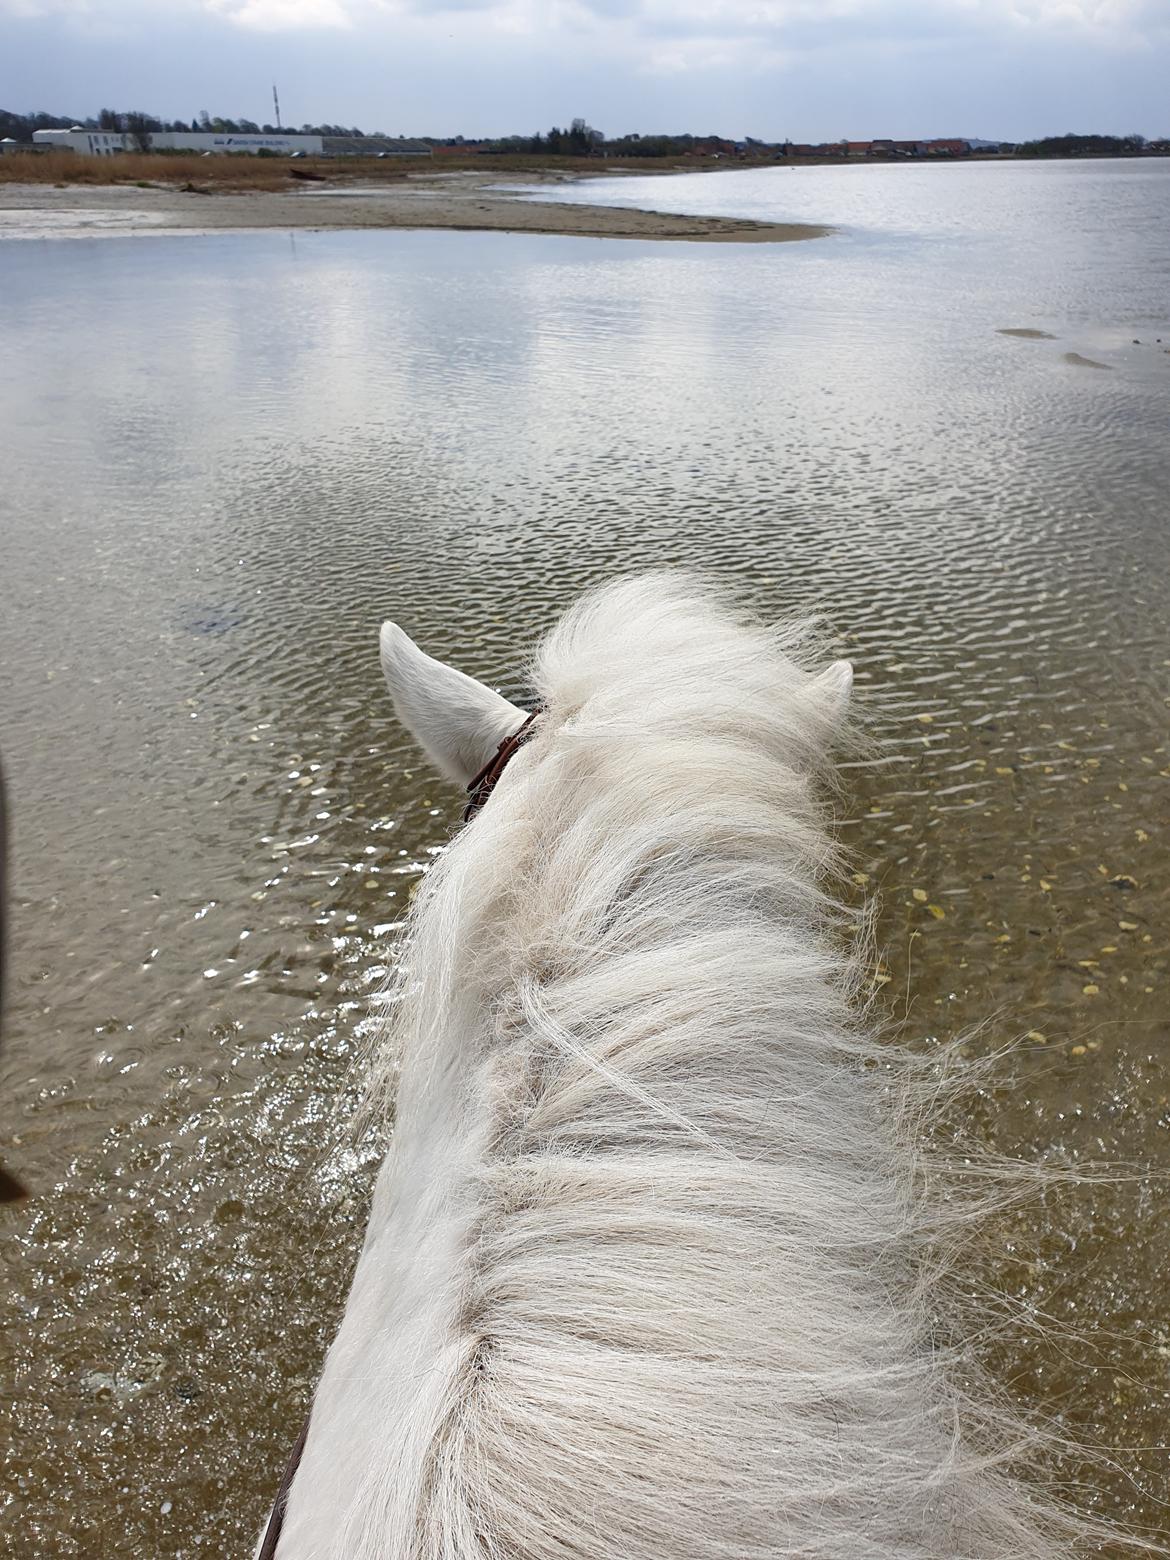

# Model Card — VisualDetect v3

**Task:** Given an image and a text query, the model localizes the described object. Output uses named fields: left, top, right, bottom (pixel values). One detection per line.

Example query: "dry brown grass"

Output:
left=0, top=148, right=766, bottom=194
left=0, top=146, right=1010, bottom=194
left=0, top=150, right=410, bottom=190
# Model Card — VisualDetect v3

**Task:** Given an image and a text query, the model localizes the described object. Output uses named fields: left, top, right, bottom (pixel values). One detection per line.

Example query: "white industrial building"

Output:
left=31, top=128, right=431, bottom=158
left=154, top=131, right=328, bottom=155
left=32, top=127, right=131, bottom=157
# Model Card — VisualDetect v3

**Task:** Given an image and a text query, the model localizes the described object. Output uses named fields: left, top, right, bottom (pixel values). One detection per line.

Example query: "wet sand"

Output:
left=0, top=171, right=829, bottom=244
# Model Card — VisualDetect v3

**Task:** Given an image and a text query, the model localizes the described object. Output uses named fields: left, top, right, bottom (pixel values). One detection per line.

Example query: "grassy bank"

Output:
left=0, top=150, right=703, bottom=190
left=0, top=150, right=356, bottom=190
left=9, top=145, right=1156, bottom=195
left=0, top=148, right=851, bottom=193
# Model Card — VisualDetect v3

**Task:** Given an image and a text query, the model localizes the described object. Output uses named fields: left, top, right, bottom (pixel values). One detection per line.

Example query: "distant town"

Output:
left=1, top=108, right=1166, bottom=163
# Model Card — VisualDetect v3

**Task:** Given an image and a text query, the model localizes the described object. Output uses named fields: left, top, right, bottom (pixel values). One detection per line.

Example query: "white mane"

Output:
left=278, top=574, right=1106, bottom=1559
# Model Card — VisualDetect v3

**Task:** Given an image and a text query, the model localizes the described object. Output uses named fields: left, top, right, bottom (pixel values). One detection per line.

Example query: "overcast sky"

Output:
left=4, top=0, right=1167, bottom=142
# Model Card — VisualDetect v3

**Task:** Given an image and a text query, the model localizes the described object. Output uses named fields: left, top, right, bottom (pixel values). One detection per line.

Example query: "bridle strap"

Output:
left=0, top=759, right=27, bottom=1204
left=257, top=1409, right=311, bottom=1560
left=463, top=710, right=541, bottom=822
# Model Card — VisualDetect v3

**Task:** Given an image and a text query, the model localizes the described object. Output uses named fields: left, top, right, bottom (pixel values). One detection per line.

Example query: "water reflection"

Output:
left=2, top=161, right=1168, bottom=1553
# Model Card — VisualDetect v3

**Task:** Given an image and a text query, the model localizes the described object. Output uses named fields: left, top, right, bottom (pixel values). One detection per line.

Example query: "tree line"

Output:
left=5, top=110, right=1165, bottom=159
left=487, top=123, right=746, bottom=158
left=2, top=109, right=712, bottom=156
left=489, top=119, right=602, bottom=155
left=1014, top=132, right=1163, bottom=158
left=0, top=107, right=390, bottom=144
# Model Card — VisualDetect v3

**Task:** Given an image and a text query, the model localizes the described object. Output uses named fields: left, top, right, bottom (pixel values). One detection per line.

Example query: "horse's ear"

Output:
left=803, top=659, right=853, bottom=734
left=379, top=622, right=529, bottom=788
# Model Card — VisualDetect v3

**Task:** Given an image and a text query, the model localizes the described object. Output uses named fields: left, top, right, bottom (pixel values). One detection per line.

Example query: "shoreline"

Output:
left=0, top=168, right=830, bottom=245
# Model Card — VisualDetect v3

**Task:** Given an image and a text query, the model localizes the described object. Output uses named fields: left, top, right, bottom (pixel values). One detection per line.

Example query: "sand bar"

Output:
left=0, top=169, right=829, bottom=244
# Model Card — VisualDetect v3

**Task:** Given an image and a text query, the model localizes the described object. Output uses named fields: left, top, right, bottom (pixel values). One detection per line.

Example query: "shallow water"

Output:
left=1, top=161, right=1168, bottom=1554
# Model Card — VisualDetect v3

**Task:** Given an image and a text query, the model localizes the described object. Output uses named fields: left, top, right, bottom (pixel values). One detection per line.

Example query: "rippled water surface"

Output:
left=2, top=161, right=1169, bottom=1555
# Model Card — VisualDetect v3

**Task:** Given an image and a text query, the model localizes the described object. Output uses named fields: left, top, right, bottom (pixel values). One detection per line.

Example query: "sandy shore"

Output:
left=0, top=170, right=829, bottom=244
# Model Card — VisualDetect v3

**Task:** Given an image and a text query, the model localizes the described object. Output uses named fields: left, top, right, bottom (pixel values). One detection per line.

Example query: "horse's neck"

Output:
left=278, top=1022, right=484, bottom=1557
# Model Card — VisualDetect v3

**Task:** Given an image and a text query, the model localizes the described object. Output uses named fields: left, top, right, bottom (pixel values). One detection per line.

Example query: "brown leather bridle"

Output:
left=0, top=759, right=27, bottom=1204
left=463, top=710, right=541, bottom=822
left=257, top=1410, right=311, bottom=1559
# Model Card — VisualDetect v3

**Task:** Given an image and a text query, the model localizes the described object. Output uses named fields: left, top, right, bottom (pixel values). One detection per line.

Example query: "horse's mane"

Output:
left=355, top=574, right=1121, bottom=1559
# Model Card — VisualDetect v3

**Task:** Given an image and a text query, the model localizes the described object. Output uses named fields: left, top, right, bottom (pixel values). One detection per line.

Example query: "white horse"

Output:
left=266, top=574, right=1099, bottom=1559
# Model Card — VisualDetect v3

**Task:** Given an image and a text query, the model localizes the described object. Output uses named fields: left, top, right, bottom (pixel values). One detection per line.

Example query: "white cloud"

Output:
left=597, top=0, right=1159, bottom=41
left=3, top=0, right=1164, bottom=138
left=0, top=0, right=347, bottom=19
left=0, top=0, right=101, bottom=13
left=3, top=0, right=1159, bottom=38
left=205, top=0, right=351, bottom=27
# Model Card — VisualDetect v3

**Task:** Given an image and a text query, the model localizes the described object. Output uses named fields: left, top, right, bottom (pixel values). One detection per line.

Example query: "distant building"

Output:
left=319, top=136, right=431, bottom=158
left=33, top=127, right=130, bottom=157
left=151, top=131, right=325, bottom=155
left=30, top=129, right=433, bottom=159
left=782, top=138, right=977, bottom=160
